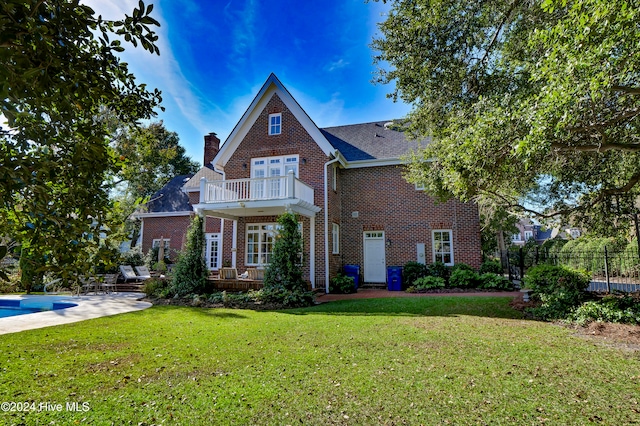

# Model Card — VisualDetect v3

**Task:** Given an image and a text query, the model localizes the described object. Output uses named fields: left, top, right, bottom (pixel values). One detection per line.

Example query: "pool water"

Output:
left=0, top=299, right=77, bottom=318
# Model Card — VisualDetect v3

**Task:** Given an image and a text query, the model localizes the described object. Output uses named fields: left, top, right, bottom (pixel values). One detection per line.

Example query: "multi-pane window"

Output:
left=246, top=223, right=302, bottom=266
left=332, top=223, right=340, bottom=254
left=511, top=233, right=522, bottom=242
left=269, top=113, right=281, bottom=135
left=524, top=231, right=534, bottom=241
left=246, top=224, right=276, bottom=265
left=432, top=230, right=453, bottom=265
left=152, top=239, right=170, bottom=249
left=251, top=155, right=299, bottom=199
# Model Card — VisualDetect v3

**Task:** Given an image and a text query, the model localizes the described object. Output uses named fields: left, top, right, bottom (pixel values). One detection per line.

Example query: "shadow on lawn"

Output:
left=286, top=296, right=523, bottom=320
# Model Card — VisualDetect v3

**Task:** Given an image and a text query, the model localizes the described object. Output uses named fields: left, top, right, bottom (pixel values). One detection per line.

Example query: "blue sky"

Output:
left=86, top=0, right=412, bottom=166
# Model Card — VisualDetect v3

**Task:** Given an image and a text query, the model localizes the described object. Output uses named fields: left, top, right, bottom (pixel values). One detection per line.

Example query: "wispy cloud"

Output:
left=83, top=0, right=214, bottom=149
left=223, top=0, right=259, bottom=74
left=325, top=59, right=350, bottom=72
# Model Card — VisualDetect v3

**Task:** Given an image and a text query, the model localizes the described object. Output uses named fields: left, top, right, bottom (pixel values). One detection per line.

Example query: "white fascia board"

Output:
left=133, top=211, right=193, bottom=219
left=214, top=74, right=336, bottom=168
left=342, top=156, right=435, bottom=169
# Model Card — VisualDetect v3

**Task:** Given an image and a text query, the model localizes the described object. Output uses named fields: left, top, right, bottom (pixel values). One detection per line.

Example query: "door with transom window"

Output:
left=205, top=233, right=221, bottom=271
left=363, top=231, right=386, bottom=283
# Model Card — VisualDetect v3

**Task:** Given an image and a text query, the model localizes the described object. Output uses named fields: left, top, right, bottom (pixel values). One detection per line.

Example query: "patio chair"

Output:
left=119, top=265, right=140, bottom=282
left=247, top=268, right=265, bottom=281
left=219, top=267, right=238, bottom=280
left=134, top=265, right=152, bottom=280
left=101, top=274, right=118, bottom=294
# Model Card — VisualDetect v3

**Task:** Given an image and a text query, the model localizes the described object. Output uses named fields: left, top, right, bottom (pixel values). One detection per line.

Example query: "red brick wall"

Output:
left=220, top=92, right=332, bottom=286
left=340, top=165, right=482, bottom=277
left=142, top=215, right=221, bottom=262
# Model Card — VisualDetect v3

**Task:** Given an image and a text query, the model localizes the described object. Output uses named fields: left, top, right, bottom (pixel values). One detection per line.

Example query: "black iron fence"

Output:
left=501, top=246, right=640, bottom=293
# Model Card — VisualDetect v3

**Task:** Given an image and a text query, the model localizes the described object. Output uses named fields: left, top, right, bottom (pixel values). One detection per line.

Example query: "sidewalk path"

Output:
left=0, top=293, right=151, bottom=335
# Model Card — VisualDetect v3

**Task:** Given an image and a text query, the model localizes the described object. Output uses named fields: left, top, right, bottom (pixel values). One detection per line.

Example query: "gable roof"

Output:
left=320, top=121, right=430, bottom=163
left=213, top=73, right=336, bottom=168
left=140, top=174, right=193, bottom=215
left=182, top=164, right=223, bottom=192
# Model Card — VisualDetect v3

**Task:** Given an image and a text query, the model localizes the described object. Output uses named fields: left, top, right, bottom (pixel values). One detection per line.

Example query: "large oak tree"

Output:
left=1, top=0, right=162, bottom=289
left=372, top=0, right=640, bottom=236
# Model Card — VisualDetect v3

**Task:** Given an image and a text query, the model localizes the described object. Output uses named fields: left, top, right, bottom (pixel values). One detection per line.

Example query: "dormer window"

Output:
left=269, top=113, right=281, bottom=135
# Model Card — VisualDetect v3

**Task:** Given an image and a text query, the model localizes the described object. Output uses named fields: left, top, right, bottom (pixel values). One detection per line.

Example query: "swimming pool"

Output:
left=0, top=298, right=78, bottom=318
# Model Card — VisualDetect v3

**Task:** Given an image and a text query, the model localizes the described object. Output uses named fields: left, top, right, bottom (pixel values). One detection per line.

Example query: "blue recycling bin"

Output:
left=387, top=266, right=403, bottom=291
left=344, top=264, right=360, bottom=289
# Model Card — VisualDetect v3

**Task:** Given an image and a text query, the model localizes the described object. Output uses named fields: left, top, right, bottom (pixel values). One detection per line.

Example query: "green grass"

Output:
left=1, top=296, right=639, bottom=425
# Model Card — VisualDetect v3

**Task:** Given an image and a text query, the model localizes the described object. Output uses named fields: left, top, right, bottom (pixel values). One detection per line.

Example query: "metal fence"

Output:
left=501, top=246, right=640, bottom=293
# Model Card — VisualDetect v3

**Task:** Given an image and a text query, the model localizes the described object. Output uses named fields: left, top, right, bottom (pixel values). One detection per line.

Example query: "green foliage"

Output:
left=569, top=300, right=640, bottom=326
left=171, top=216, right=208, bottom=296
left=412, top=275, right=446, bottom=291
left=374, top=0, right=640, bottom=234
left=479, top=260, right=503, bottom=275
left=403, top=261, right=428, bottom=287
left=527, top=290, right=587, bottom=321
left=478, top=273, right=513, bottom=291
left=262, top=213, right=314, bottom=307
left=524, top=264, right=590, bottom=296
left=120, top=247, right=145, bottom=267
left=449, top=263, right=475, bottom=274
left=426, top=261, right=449, bottom=282
left=329, top=273, right=356, bottom=294
left=143, top=277, right=173, bottom=298
left=449, top=269, right=480, bottom=289
left=0, top=0, right=162, bottom=287
left=524, top=264, right=590, bottom=320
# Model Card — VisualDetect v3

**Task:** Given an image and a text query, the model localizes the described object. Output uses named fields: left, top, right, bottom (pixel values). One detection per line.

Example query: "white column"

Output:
left=232, top=219, right=238, bottom=268
left=309, top=215, right=315, bottom=288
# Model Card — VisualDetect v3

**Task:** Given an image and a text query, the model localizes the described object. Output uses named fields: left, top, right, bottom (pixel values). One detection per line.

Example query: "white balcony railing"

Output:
left=199, top=171, right=315, bottom=206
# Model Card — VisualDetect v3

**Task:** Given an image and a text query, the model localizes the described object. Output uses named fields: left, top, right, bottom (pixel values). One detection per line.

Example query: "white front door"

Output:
left=364, top=231, right=386, bottom=283
left=205, top=233, right=221, bottom=271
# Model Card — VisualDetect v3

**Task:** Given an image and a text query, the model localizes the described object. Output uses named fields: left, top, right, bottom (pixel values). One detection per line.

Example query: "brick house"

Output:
left=138, top=74, right=482, bottom=292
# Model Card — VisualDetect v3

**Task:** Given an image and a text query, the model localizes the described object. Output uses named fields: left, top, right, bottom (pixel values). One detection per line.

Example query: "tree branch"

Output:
left=480, top=0, right=520, bottom=65
left=612, top=85, right=640, bottom=95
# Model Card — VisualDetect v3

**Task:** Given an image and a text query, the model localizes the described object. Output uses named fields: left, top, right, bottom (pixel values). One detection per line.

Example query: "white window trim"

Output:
left=432, top=230, right=454, bottom=266
left=268, top=113, right=282, bottom=135
left=332, top=223, right=340, bottom=254
left=152, top=239, right=170, bottom=249
left=252, top=155, right=299, bottom=178
left=245, top=222, right=303, bottom=266
left=524, top=231, right=534, bottom=241
left=415, top=183, right=425, bottom=190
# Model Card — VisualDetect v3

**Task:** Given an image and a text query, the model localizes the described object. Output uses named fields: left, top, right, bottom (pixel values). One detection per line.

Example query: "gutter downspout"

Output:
left=212, top=166, right=231, bottom=267
left=324, top=158, right=340, bottom=294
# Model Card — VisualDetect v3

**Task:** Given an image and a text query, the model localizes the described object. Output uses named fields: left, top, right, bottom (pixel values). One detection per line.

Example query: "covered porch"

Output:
left=193, top=172, right=321, bottom=289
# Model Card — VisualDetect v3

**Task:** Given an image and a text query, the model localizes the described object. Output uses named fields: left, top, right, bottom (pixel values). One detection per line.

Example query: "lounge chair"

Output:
left=246, top=268, right=265, bottom=281
left=134, top=265, right=152, bottom=280
left=119, top=265, right=141, bottom=282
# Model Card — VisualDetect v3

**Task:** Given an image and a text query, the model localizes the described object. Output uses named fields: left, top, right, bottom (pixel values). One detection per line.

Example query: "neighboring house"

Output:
left=510, top=218, right=581, bottom=246
left=138, top=74, right=482, bottom=292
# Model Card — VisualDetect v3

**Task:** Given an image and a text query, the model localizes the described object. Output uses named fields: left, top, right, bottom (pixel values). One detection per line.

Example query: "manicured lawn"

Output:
left=1, top=296, right=639, bottom=425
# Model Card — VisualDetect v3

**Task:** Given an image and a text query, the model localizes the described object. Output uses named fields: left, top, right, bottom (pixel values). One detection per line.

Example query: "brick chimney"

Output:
left=203, top=132, right=220, bottom=166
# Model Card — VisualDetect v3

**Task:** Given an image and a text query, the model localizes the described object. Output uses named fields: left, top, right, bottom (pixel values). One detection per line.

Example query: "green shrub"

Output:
left=262, top=213, right=315, bottom=307
left=449, top=269, right=480, bottom=289
left=449, top=263, right=475, bottom=274
left=143, top=277, right=172, bottom=298
left=523, top=264, right=590, bottom=296
left=413, top=276, right=446, bottom=290
left=479, top=260, right=502, bottom=274
left=120, top=246, right=145, bottom=267
left=330, top=273, right=356, bottom=294
left=569, top=301, right=640, bottom=326
left=403, top=261, right=428, bottom=288
left=527, top=290, right=586, bottom=321
left=171, top=215, right=208, bottom=296
left=479, top=273, right=513, bottom=290
left=426, top=261, right=450, bottom=282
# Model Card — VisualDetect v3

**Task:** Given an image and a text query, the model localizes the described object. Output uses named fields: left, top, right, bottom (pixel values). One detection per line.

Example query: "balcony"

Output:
left=193, top=171, right=320, bottom=219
